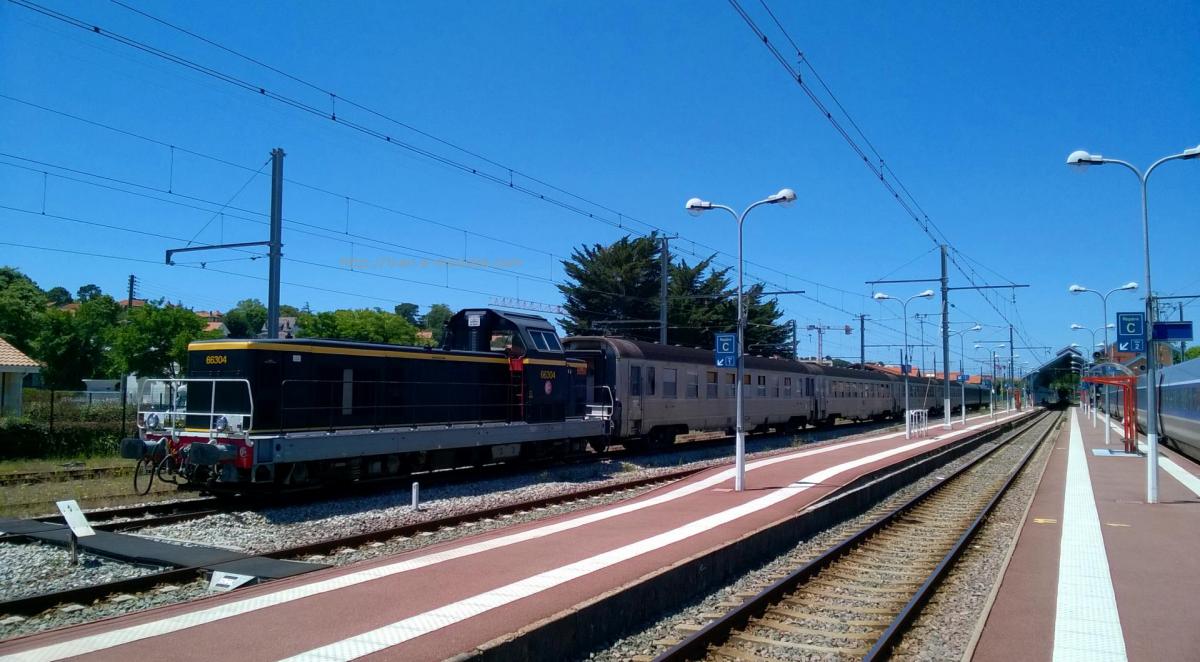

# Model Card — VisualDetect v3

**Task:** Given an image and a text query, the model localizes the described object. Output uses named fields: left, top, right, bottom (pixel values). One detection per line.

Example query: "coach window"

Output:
left=647, top=366, right=656, bottom=396
left=686, top=372, right=699, bottom=399
left=773, top=377, right=780, bottom=398
left=663, top=368, right=678, bottom=398
left=757, top=375, right=767, bottom=397
left=706, top=371, right=718, bottom=398
left=726, top=373, right=736, bottom=397
left=784, top=377, right=792, bottom=397
left=630, top=366, right=642, bottom=396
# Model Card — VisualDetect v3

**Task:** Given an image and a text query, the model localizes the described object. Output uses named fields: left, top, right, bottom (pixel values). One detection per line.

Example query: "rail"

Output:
left=136, top=378, right=254, bottom=436
left=655, top=409, right=1056, bottom=661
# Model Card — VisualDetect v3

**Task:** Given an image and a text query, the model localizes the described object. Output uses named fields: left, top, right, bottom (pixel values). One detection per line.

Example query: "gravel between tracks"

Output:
left=584, top=419, right=1050, bottom=662
left=0, top=543, right=168, bottom=603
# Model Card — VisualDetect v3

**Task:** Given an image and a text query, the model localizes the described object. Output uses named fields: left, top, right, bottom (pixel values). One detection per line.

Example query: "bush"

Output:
left=0, top=418, right=125, bottom=460
left=22, top=389, right=131, bottom=424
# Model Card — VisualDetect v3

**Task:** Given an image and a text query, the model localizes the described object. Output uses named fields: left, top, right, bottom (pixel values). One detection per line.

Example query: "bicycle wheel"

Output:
left=133, top=457, right=155, bottom=495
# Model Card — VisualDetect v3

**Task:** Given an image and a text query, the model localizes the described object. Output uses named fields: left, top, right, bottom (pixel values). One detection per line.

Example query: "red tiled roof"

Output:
left=0, top=337, right=40, bottom=370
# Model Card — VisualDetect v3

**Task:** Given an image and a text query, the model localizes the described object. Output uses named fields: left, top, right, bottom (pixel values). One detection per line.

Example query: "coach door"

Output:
left=626, top=362, right=643, bottom=435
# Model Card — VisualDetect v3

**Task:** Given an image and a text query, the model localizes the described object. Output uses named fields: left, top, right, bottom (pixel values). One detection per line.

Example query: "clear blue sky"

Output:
left=1, top=1, right=1197, bottom=373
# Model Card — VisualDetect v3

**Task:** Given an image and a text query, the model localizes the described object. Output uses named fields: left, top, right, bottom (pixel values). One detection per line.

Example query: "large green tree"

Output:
left=0, top=266, right=47, bottom=353
left=556, top=236, right=788, bottom=352
left=394, top=303, right=421, bottom=326
left=223, top=299, right=268, bottom=338
left=557, top=234, right=663, bottom=339
left=45, top=286, right=73, bottom=307
left=35, top=295, right=122, bottom=389
left=111, top=300, right=210, bottom=377
left=297, top=308, right=418, bottom=345
left=422, top=303, right=453, bottom=344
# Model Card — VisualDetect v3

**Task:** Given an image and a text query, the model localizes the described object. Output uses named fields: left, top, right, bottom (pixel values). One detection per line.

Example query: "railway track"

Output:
left=0, top=464, right=710, bottom=618
left=655, top=409, right=1061, bottom=662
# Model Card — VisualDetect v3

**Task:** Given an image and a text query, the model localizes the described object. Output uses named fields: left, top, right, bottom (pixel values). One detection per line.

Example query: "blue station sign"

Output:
left=1116, top=311, right=1146, bottom=353
left=1152, top=321, right=1193, bottom=342
left=714, top=333, right=737, bottom=368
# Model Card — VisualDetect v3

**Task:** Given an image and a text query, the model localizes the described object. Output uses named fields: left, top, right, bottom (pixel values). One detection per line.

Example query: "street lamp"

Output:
left=950, top=323, right=982, bottom=425
left=685, top=188, right=796, bottom=492
left=975, top=344, right=1003, bottom=418
left=1066, top=144, right=1199, bottom=503
left=874, top=289, right=934, bottom=438
left=1069, top=283, right=1137, bottom=446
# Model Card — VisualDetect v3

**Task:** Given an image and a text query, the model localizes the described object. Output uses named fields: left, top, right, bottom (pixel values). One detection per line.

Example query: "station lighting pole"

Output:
left=1067, top=143, right=1200, bottom=503
left=1069, top=282, right=1137, bottom=447
left=873, top=290, right=934, bottom=439
left=685, top=188, right=797, bottom=492
left=950, top=323, right=982, bottom=425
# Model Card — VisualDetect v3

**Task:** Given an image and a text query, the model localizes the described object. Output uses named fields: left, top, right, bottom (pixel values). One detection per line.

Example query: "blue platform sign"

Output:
left=1152, top=321, right=1193, bottom=342
left=714, top=333, right=737, bottom=367
left=957, top=374, right=970, bottom=382
left=1116, top=311, right=1145, bottom=353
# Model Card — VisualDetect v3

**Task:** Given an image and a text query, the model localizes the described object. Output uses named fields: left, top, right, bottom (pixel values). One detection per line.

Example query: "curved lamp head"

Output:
left=685, top=197, right=712, bottom=217
left=970, top=324, right=982, bottom=332
left=1105, top=323, right=1115, bottom=329
left=1119, top=281, right=1138, bottom=291
left=917, top=289, right=934, bottom=298
left=766, top=188, right=797, bottom=206
left=1070, top=342, right=1081, bottom=348
left=1066, top=150, right=1104, bottom=169
left=872, top=292, right=891, bottom=301
left=1182, top=144, right=1200, bottom=159
left=1068, top=284, right=1088, bottom=294
left=1070, top=323, right=1084, bottom=330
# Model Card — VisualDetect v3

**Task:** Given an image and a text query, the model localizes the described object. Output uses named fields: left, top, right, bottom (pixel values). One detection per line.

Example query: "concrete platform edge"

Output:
left=468, top=414, right=1034, bottom=661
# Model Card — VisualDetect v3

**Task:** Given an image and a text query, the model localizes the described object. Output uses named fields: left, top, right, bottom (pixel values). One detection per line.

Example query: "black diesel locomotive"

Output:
left=125, top=309, right=604, bottom=487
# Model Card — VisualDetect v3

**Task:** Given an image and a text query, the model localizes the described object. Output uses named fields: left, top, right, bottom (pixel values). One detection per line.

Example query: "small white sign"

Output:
left=208, top=571, right=255, bottom=592
left=468, top=314, right=481, bottom=327
left=55, top=500, right=95, bottom=538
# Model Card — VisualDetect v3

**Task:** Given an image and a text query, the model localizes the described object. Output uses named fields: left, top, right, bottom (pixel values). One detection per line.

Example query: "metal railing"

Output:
left=586, top=386, right=614, bottom=420
left=906, top=409, right=929, bottom=438
left=136, top=378, right=254, bottom=436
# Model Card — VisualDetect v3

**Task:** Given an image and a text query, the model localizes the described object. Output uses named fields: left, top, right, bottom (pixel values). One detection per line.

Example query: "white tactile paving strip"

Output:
left=1102, top=417, right=1200, bottom=498
left=1052, top=410, right=1127, bottom=662
left=0, top=411, right=1024, bottom=661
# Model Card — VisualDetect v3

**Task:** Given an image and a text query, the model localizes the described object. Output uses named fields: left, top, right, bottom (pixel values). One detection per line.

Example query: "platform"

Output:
left=972, top=407, right=1200, bottom=662
left=0, top=410, right=1029, bottom=662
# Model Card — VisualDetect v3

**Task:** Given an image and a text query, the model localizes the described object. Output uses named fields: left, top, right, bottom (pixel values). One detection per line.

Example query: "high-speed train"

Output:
left=1106, top=357, right=1200, bottom=462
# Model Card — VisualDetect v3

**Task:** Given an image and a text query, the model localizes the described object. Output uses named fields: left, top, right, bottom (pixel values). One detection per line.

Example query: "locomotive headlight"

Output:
left=214, top=415, right=230, bottom=432
left=145, top=413, right=161, bottom=430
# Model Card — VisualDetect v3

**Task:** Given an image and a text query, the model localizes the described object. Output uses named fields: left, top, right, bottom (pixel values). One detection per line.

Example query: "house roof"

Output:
left=0, top=337, right=40, bottom=371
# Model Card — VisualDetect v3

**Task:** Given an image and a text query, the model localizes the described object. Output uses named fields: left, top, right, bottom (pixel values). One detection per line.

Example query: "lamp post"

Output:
left=950, top=323, right=982, bottom=425
left=685, top=188, right=796, bottom=492
left=1069, top=283, right=1137, bottom=446
left=875, top=290, right=934, bottom=438
left=975, top=345, right=1001, bottom=418
left=1070, top=322, right=1116, bottom=433
left=1067, top=144, right=1199, bottom=503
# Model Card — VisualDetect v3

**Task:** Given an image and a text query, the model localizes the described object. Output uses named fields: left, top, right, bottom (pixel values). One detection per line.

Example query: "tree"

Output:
left=557, top=233, right=662, bottom=339
left=422, top=304, right=453, bottom=344
left=279, top=304, right=300, bottom=317
left=76, top=283, right=102, bottom=302
left=34, top=295, right=121, bottom=389
left=297, top=308, right=418, bottom=345
left=223, top=299, right=268, bottom=338
left=45, top=286, right=74, bottom=307
left=394, top=302, right=421, bottom=326
left=111, top=300, right=207, bottom=377
left=0, top=266, right=47, bottom=353
left=1185, top=346, right=1200, bottom=362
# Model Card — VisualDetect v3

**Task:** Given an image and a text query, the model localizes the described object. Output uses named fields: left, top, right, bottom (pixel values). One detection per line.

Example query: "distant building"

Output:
left=0, top=338, right=40, bottom=416
left=194, top=309, right=223, bottom=323
left=117, top=298, right=148, bottom=309
left=260, top=317, right=299, bottom=339
left=204, top=321, right=230, bottom=337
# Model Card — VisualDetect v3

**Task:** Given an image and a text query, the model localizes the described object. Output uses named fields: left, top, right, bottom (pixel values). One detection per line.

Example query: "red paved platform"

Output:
left=972, top=408, right=1200, bottom=662
left=0, top=411, right=1029, bottom=662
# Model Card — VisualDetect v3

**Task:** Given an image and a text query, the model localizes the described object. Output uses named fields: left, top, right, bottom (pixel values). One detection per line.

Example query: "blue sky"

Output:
left=1, top=1, right=1197, bottom=373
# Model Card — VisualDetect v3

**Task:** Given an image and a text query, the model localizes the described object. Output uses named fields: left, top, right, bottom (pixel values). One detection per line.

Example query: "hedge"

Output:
left=0, top=418, right=125, bottom=460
